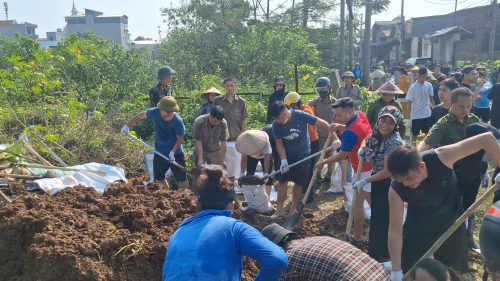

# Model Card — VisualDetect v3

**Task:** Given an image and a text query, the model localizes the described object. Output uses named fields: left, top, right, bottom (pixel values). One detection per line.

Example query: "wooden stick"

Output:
left=0, top=190, right=12, bottom=204
left=21, top=164, right=106, bottom=176
left=39, top=141, right=68, bottom=167
left=403, top=182, right=500, bottom=279
left=0, top=173, right=40, bottom=179
left=21, top=140, right=53, bottom=166
left=345, top=155, right=365, bottom=238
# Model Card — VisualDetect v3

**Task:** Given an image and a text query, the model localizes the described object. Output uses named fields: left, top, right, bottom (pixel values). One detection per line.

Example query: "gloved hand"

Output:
left=168, top=151, right=175, bottom=163
left=353, top=178, right=368, bottom=194
left=332, top=139, right=342, bottom=150
left=280, top=159, right=289, bottom=174
left=358, top=147, right=371, bottom=162
left=495, top=172, right=500, bottom=184
left=390, top=270, right=403, bottom=281
left=406, top=119, right=412, bottom=129
left=482, top=171, right=490, bottom=188
left=121, top=125, right=130, bottom=135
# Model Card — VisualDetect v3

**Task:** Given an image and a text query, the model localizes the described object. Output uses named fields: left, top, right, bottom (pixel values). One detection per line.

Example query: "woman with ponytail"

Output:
left=162, top=167, right=288, bottom=281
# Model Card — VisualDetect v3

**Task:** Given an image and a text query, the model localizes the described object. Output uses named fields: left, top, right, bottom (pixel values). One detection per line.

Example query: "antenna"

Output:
left=3, top=2, right=8, bottom=20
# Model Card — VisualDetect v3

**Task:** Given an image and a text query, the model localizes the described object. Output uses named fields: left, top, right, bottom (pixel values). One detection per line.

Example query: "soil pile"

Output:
left=0, top=182, right=328, bottom=281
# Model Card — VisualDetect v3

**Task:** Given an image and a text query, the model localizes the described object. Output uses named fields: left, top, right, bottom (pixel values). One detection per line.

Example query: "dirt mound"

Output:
left=0, top=182, right=328, bottom=281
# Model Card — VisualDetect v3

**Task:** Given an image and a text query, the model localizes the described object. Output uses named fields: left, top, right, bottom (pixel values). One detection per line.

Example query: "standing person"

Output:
left=267, top=76, right=288, bottom=124
left=353, top=106, right=404, bottom=263
left=473, top=71, right=493, bottom=123
left=192, top=105, right=227, bottom=168
left=121, top=96, right=188, bottom=189
left=316, top=98, right=373, bottom=244
left=480, top=201, right=500, bottom=281
left=309, top=77, right=337, bottom=181
left=398, top=68, right=411, bottom=96
left=352, top=63, right=363, bottom=80
left=213, top=76, right=249, bottom=181
left=268, top=101, right=334, bottom=218
left=441, top=61, right=451, bottom=77
left=489, top=82, right=500, bottom=129
left=162, top=167, right=288, bottom=281
left=366, top=81, right=406, bottom=137
left=370, top=69, right=385, bottom=92
left=386, top=132, right=500, bottom=278
left=459, top=66, right=483, bottom=102
left=429, top=79, right=459, bottom=128
left=432, top=75, right=446, bottom=106
left=261, top=224, right=391, bottom=281
left=149, top=66, right=175, bottom=107
left=432, top=64, right=441, bottom=78
left=418, top=88, right=482, bottom=252
left=284, top=92, right=321, bottom=202
left=407, top=67, right=435, bottom=145
left=491, top=66, right=500, bottom=84
left=409, top=66, right=418, bottom=85
left=336, top=71, right=364, bottom=110
left=391, top=61, right=399, bottom=85
left=197, top=87, right=222, bottom=117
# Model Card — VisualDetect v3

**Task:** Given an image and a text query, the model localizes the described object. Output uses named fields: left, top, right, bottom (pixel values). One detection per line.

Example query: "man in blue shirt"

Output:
left=269, top=101, right=334, bottom=218
left=162, top=167, right=288, bottom=281
left=121, top=96, right=188, bottom=189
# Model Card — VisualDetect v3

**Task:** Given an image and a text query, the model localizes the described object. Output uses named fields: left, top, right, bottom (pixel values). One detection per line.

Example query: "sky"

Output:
left=3, top=0, right=492, bottom=40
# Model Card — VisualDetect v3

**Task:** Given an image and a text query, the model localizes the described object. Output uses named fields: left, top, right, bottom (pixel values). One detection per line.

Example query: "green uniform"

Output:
left=366, top=98, right=406, bottom=137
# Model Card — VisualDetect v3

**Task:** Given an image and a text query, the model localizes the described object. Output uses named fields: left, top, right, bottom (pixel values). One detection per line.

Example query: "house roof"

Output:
left=374, top=21, right=396, bottom=26
left=96, top=14, right=127, bottom=18
left=0, top=20, right=14, bottom=27
left=429, top=26, right=472, bottom=38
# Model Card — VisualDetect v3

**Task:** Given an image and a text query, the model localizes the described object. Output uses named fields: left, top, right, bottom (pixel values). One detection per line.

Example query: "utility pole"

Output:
left=453, top=0, right=458, bottom=26
left=291, top=0, right=295, bottom=26
left=347, top=0, right=354, bottom=69
left=3, top=2, right=7, bottom=21
left=339, top=0, right=346, bottom=73
left=363, top=0, right=373, bottom=87
left=359, top=13, right=364, bottom=58
left=398, top=0, right=405, bottom=62
left=490, top=0, right=498, bottom=59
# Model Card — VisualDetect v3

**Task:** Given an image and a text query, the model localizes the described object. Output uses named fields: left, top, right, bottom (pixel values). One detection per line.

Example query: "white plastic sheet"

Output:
left=240, top=183, right=274, bottom=213
left=226, top=142, right=241, bottom=178
left=34, top=163, right=126, bottom=195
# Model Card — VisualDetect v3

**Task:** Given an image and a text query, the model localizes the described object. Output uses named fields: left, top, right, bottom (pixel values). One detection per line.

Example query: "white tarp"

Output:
left=33, top=163, right=126, bottom=195
left=226, top=142, right=241, bottom=178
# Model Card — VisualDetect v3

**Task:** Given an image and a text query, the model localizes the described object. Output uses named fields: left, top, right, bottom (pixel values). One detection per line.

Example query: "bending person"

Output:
left=387, top=132, right=500, bottom=280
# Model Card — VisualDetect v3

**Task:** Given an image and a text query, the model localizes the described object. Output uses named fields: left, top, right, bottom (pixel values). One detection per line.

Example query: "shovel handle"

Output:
left=403, top=182, right=500, bottom=280
left=345, top=155, right=365, bottom=237
left=302, top=134, right=333, bottom=204
left=0, top=190, right=12, bottom=204
left=125, top=133, right=188, bottom=172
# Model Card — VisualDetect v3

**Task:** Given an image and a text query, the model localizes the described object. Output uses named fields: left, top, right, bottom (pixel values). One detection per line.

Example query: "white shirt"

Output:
left=250, top=134, right=272, bottom=159
left=407, top=81, right=433, bottom=120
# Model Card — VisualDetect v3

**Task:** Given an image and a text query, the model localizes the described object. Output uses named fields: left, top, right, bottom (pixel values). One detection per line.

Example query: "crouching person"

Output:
left=162, top=167, right=288, bottom=281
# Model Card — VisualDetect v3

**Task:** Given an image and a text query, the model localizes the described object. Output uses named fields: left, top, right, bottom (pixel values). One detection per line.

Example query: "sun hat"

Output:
left=201, top=87, right=222, bottom=100
left=410, top=66, right=419, bottom=71
left=235, top=130, right=268, bottom=156
left=341, top=71, right=355, bottom=79
left=261, top=223, right=297, bottom=245
left=375, top=81, right=404, bottom=95
left=157, top=66, right=175, bottom=80
left=378, top=105, right=402, bottom=124
left=427, top=73, right=437, bottom=81
left=157, top=96, right=179, bottom=112
left=370, top=69, right=385, bottom=79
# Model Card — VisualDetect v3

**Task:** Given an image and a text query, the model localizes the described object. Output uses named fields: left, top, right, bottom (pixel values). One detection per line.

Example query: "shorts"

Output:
left=194, top=149, right=222, bottom=166
left=279, top=154, right=310, bottom=187
left=153, top=152, right=187, bottom=182
left=411, top=117, right=430, bottom=136
left=473, top=106, right=490, bottom=122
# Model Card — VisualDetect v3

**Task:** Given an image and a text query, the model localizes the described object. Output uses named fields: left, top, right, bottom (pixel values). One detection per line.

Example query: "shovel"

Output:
left=125, top=133, right=200, bottom=175
left=344, top=155, right=365, bottom=243
left=403, top=182, right=500, bottom=280
left=238, top=145, right=334, bottom=186
left=282, top=134, right=332, bottom=230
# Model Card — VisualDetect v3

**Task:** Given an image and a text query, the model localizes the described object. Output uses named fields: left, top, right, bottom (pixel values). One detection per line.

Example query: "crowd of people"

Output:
left=121, top=64, right=500, bottom=280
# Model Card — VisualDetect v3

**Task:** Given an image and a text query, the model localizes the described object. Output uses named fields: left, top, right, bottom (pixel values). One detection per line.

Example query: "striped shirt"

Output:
left=280, top=236, right=390, bottom=281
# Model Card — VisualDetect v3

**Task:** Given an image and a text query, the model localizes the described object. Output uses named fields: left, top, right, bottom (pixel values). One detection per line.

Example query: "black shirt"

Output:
left=262, top=124, right=276, bottom=154
left=267, top=90, right=288, bottom=123
left=488, top=84, right=500, bottom=129
left=391, top=149, right=462, bottom=233
left=441, top=67, right=451, bottom=77
left=428, top=104, right=450, bottom=128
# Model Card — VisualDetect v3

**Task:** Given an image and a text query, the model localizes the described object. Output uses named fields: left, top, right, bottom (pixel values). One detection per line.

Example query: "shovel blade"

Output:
left=282, top=203, right=305, bottom=230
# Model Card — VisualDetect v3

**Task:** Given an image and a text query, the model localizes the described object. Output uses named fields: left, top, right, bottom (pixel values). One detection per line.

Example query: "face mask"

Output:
left=319, top=91, right=329, bottom=98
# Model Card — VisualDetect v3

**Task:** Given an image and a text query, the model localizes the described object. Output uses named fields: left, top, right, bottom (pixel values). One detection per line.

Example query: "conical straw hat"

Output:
left=201, top=87, right=222, bottom=100
left=235, top=130, right=268, bottom=156
left=375, top=81, right=404, bottom=95
left=370, top=69, right=385, bottom=79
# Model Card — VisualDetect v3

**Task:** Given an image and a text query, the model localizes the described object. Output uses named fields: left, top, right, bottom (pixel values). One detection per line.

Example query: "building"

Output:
left=63, top=2, right=131, bottom=47
left=0, top=19, right=38, bottom=39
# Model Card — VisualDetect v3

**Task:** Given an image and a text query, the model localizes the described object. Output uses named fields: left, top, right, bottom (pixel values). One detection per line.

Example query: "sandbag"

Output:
left=240, top=183, right=274, bottom=213
left=329, top=164, right=344, bottom=193
left=144, top=152, right=171, bottom=183
left=226, top=142, right=242, bottom=178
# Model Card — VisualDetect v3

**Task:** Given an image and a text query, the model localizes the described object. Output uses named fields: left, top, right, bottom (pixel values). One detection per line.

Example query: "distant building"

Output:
left=0, top=19, right=38, bottom=39
left=133, top=36, right=158, bottom=53
left=63, top=2, right=131, bottom=47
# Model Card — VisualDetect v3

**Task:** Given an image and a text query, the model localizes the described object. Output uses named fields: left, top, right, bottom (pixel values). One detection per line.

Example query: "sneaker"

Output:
left=326, top=186, right=343, bottom=194
left=233, top=183, right=243, bottom=194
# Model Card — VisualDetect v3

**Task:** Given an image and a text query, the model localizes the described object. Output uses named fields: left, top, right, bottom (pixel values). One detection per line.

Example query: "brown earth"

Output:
left=0, top=181, right=483, bottom=280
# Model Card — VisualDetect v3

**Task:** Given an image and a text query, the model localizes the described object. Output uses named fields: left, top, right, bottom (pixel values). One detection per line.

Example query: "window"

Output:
left=49, top=36, right=54, bottom=41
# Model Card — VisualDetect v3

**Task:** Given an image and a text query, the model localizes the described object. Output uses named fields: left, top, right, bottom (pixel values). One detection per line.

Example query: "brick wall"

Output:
left=454, top=39, right=500, bottom=62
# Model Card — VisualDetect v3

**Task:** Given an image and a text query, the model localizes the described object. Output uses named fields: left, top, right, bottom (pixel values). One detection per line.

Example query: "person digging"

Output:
left=386, top=132, right=500, bottom=280
left=121, top=96, right=188, bottom=190
left=268, top=101, right=336, bottom=219
left=261, top=223, right=390, bottom=281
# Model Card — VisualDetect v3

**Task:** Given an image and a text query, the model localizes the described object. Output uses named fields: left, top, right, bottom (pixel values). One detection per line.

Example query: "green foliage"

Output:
left=360, top=87, right=379, bottom=113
